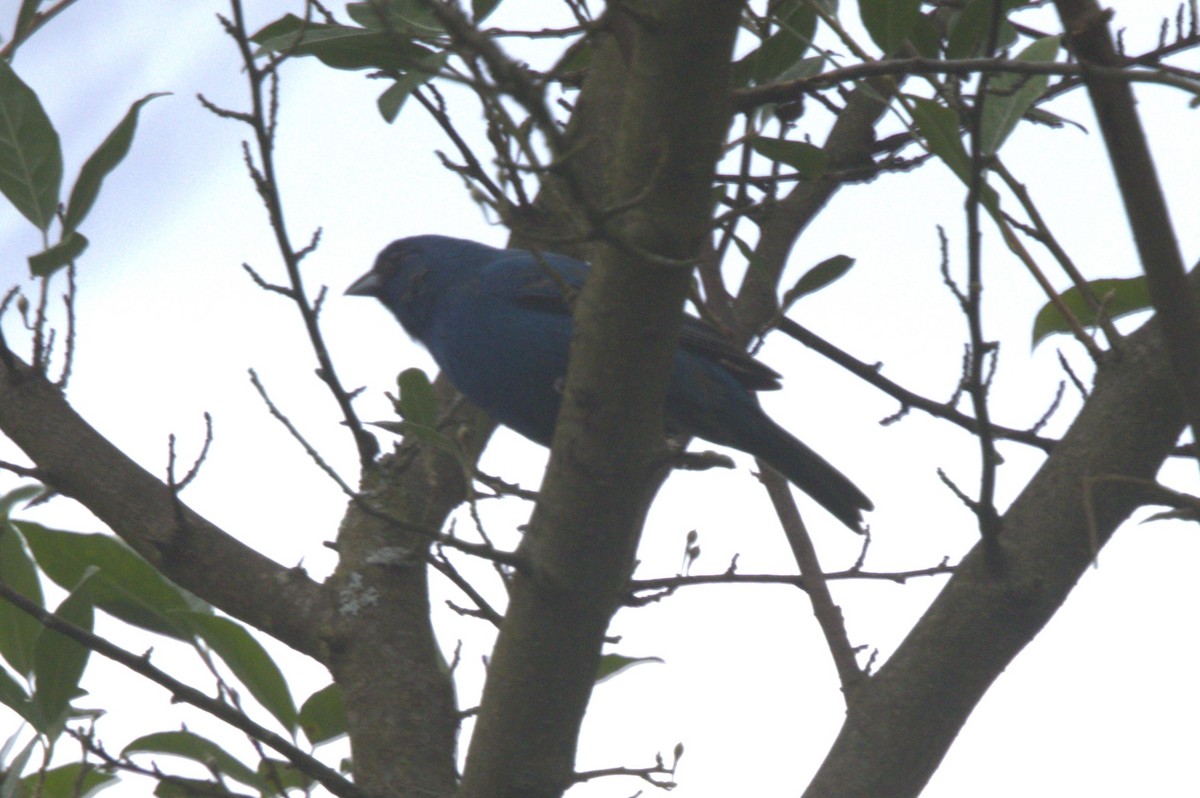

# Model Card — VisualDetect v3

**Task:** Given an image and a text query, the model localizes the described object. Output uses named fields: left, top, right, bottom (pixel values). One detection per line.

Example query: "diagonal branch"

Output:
left=801, top=267, right=1189, bottom=798
left=0, top=353, right=326, bottom=659
left=734, top=54, right=1200, bottom=111
left=1053, top=0, right=1200, bottom=463
left=759, top=466, right=865, bottom=697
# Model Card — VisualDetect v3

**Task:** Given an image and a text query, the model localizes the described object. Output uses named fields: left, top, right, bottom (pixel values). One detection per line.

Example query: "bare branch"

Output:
left=758, top=466, right=865, bottom=697
left=736, top=54, right=1200, bottom=111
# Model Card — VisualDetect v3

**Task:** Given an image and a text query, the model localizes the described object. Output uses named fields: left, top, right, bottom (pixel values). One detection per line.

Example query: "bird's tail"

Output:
left=737, top=412, right=873, bottom=532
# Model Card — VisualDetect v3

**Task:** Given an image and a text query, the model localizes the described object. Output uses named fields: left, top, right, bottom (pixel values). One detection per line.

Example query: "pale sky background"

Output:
left=1, top=1, right=1198, bottom=795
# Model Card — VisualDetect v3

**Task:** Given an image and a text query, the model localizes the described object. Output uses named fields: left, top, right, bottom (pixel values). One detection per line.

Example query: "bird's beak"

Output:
left=345, top=271, right=382, bottom=297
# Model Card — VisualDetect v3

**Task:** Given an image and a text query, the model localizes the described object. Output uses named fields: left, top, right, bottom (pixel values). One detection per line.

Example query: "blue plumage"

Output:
left=347, top=235, right=872, bottom=530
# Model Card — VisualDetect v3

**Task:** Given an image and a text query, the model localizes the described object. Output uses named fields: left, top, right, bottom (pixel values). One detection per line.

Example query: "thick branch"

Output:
left=458, top=4, right=743, bottom=797
left=0, top=355, right=325, bottom=659
left=802, top=289, right=1185, bottom=796
left=325, top=373, right=486, bottom=797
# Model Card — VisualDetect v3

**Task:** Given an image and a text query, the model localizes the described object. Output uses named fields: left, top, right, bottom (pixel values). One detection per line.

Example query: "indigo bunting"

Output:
left=347, top=235, right=872, bottom=530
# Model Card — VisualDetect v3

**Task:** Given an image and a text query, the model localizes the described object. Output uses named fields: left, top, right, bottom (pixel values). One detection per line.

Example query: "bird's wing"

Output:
left=478, top=250, right=587, bottom=315
left=678, top=317, right=783, bottom=392
left=482, top=250, right=781, bottom=392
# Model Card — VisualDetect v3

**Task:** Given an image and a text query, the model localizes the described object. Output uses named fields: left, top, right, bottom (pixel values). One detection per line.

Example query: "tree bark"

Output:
left=803, top=297, right=1185, bottom=796
left=457, top=4, right=743, bottom=797
left=0, top=354, right=325, bottom=659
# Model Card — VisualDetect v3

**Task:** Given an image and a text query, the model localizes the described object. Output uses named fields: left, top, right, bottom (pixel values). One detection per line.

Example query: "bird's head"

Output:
left=346, top=235, right=494, bottom=339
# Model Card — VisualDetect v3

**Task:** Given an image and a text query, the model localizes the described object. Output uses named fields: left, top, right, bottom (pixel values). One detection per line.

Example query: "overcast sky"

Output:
left=1, top=1, right=1198, bottom=795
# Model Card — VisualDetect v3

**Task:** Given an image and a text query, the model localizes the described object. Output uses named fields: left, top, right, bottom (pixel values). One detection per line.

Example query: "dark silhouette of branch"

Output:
left=735, top=55, right=1200, bottom=111
left=960, top=0, right=1007, bottom=542
left=775, top=318, right=1059, bottom=451
left=0, top=0, right=80, bottom=59
left=758, top=466, right=866, bottom=697
left=627, top=560, right=956, bottom=601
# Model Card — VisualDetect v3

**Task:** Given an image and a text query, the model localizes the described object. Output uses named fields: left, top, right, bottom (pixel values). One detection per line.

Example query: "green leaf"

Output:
left=0, top=737, right=37, bottom=798
left=394, top=420, right=465, bottom=456
left=124, top=731, right=269, bottom=793
left=31, top=570, right=96, bottom=738
left=0, top=485, right=42, bottom=520
left=18, top=763, right=117, bottom=798
left=946, top=0, right=1020, bottom=59
left=552, top=37, right=592, bottom=78
left=376, top=53, right=449, bottom=123
left=377, top=80, right=414, bottom=123
left=979, top=36, right=1060, bottom=156
left=257, top=758, right=313, bottom=794
left=16, top=523, right=206, bottom=640
left=251, top=14, right=436, bottom=71
left=909, top=97, right=1001, bottom=214
left=365, top=417, right=465, bottom=463
left=152, top=778, right=249, bottom=798
left=595, top=653, right=664, bottom=684
left=910, top=97, right=969, bottom=179
left=907, top=13, right=942, bottom=58
left=28, top=231, right=87, bottom=278
left=733, top=0, right=817, bottom=87
left=0, top=521, right=44, bottom=677
left=397, top=367, right=439, bottom=426
left=176, top=612, right=298, bottom=733
left=299, top=683, right=347, bottom=746
left=0, top=667, right=32, bottom=724
left=749, top=137, right=827, bottom=179
left=375, top=368, right=472, bottom=466
left=1032, top=276, right=1151, bottom=348
left=782, top=254, right=856, bottom=309
left=858, top=0, right=920, bottom=55
left=1025, top=106, right=1082, bottom=132
left=346, top=0, right=442, bottom=33
left=0, top=59, right=62, bottom=231
left=62, top=92, right=168, bottom=234
left=729, top=233, right=764, bottom=280
left=472, top=0, right=503, bottom=23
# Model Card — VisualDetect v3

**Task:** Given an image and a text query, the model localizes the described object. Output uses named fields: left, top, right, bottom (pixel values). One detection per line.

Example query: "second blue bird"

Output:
left=346, top=235, right=872, bottom=531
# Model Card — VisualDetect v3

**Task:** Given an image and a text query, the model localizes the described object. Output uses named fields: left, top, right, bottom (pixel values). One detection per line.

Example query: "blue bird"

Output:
left=346, top=235, right=872, bottom=530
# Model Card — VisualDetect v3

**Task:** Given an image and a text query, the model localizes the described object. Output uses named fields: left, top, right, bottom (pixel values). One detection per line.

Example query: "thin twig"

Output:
left=0, top=0, right=81, bottom=59
left=775, top=318, right=1059, bottom=451
left=213, top=0, right=379, bottom=468
left=994, top=161, right=1116, bottom=354
left=627, top=560, right=956, bottom=600
left=961, top=2, right=1006, bottom=543
left=735, top=54, right=1200, bottom=111
left=55, top=262, right=78, bottom=388
left=248, top=368, right=526, bottom=570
